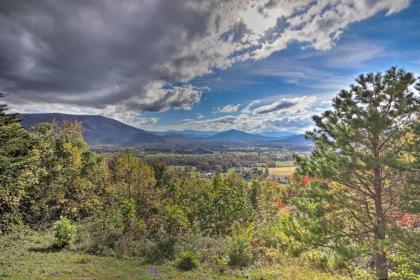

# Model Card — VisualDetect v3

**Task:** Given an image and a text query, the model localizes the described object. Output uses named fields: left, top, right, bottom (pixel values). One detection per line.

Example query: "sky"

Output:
left=1, top=0, right=420, bottom=133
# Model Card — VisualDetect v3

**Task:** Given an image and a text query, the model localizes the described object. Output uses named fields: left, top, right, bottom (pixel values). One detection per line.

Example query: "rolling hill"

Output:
left=20, top=113, right=164, bottom=146
left=154, top=130, right=218, bottom=138
left=208, top=129, right=274, bottom=142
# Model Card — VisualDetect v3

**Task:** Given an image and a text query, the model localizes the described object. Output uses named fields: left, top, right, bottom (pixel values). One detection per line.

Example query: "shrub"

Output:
left=53, top=216, right=76, bottom=248
left=177, top=251, right=199, bottom=271
left=227, top=227, right=254, bottom=268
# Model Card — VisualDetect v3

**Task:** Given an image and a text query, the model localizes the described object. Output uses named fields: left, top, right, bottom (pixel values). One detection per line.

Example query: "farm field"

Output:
left=268, top=166, right=296, bottom=176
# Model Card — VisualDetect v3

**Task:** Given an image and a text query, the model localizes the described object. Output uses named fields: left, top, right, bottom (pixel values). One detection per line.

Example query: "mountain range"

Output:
left=20, top=113, right=310, bottom=147
left=21, top=113, right=164, bottom=145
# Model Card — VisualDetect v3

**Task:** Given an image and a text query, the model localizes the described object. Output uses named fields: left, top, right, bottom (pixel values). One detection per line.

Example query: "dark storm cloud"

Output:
left=0, top=0, right=226, bottom=110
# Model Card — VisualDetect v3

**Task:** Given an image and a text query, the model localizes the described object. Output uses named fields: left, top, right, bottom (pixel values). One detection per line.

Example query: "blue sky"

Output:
left=2, top=0, right=420, bottom=133
left=150, top=1, right=420, bottom=133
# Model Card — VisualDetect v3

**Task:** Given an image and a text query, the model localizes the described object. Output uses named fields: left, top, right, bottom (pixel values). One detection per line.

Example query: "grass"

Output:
left=0, top=229, right=347, bottom=280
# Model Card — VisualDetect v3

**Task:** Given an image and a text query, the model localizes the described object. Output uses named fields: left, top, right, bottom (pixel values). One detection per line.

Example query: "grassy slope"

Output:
left=0, top=231, right=347, bottom=280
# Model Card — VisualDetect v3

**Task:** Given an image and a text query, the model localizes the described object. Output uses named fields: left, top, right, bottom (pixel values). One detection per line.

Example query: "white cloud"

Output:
left=131, top=117, right=159, bottom=127
left=216, top=104, right=241, bottom=113
left=164, top=95, right=326, bottom=133
left=250, top=0, right=411, bottom=59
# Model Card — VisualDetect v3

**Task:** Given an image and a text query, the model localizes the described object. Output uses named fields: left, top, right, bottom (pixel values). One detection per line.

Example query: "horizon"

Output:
left=1, top=1, right=420, bottom=133
left=20, top=112, right=303, bottom=136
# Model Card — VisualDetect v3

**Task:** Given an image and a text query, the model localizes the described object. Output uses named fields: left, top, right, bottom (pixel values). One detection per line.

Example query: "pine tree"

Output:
left=295, top=68, right=420, bottom=279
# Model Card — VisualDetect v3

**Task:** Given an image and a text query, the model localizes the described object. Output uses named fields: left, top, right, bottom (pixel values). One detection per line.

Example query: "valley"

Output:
left=21, top=113, right=309, bottom=180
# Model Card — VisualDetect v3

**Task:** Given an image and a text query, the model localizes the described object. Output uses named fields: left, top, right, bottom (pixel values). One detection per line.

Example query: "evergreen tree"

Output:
left=0, top=94, right=34, bottom=233
left=295, top=68, right=420, bottom=279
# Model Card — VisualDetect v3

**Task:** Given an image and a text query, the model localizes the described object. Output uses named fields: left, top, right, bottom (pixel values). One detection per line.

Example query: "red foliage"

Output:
left=387, top=211, right=419, bottom=229
left=276, top=200, right=290, bottom=213
left=302, top=176, right=313, bottom=187
left=276, top=201, right=286, bottom=210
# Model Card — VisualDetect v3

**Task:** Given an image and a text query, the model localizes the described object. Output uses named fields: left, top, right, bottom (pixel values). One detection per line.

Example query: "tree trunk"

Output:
left=374, top=165, right=388, bottom=280
left=375, top=249, right=388, bottom=280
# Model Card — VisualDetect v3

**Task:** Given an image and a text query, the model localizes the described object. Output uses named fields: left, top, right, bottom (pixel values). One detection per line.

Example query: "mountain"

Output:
left=20, top=113, right=164, bottom=146
left=260, top=131, right=297, bottom=138
left=208, top=129, right=273, bottom=142
left=19, top=113, right=311, bottom=147
left=153, top=130, right=218, bottom=138
left=276, top=134, right=311, bottom=145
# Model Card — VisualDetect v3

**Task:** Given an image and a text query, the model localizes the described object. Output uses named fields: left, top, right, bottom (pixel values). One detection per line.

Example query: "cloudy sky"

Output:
left=1, top=0, right=420, bottom=133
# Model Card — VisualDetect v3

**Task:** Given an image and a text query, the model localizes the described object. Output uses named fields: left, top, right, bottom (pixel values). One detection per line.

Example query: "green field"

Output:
left=275, top=161, right=294, bottom=167
left=0, top=230, right=347, bottom=280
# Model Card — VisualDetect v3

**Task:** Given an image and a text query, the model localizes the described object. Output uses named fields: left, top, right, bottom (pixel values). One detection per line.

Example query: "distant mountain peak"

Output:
left=20, top=113, right=164, bottom=146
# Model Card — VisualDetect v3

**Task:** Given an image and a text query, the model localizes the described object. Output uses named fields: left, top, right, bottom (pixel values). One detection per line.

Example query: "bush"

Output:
left=227, top=227, right=254, bottom=268
left=53, top=216, right=76, bottom=248
left=177, top=251, right=199, bottom=271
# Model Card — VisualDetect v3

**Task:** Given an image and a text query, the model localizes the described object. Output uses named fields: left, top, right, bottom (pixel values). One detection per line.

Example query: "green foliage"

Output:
left=110, top=150, right=158, bottom=218
left=19, top=121, right=107, bottom=227
left=164, top=205, right=190, bottom=235
left=198, top=172, right=252, bottom=235
left=227, top=226, right=254, bottom=268
left=177, top=251, right=199, bottom=271
left=0, top=94, right=36, bottom=233
left=388, top=246, right=419, bottom=280
left=293, top=67, right=420, bottom=279
left=121, top=198, right=136, bottom=231
left=53, top=216, right=76, bottom=248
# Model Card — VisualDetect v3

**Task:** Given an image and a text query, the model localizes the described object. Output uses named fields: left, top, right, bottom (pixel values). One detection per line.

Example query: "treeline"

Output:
left=146, top=153, right=292, bottom=173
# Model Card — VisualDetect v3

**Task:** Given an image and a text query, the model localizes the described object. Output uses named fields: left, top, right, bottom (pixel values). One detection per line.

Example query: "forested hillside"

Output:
left=21, top=113, right=164, bottom=146
left=1, top=68, right=419, bottom=279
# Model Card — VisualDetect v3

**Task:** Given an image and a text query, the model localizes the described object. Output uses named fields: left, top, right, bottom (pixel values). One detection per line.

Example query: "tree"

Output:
left=294, top=68, right=420, bottom=279
left=21, top=121, right=106, bottom=225
left=0, top=94, right=35, bottom=233
left=110, top=150, right=157, bottom=217
left=198, top=171, right=251, bottom=235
